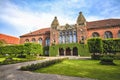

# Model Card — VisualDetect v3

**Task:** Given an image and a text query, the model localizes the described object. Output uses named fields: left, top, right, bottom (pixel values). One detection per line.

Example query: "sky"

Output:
left=0, top=0, right=120, bottom=37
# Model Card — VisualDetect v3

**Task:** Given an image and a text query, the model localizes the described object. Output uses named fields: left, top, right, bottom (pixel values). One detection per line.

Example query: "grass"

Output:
left=0, top=57, right=44, bottom=65
left=0, top=58, right=27, bottom=62
left=35, top=60, right=120, bottom=80
left=0, top=58, right=6, bottom=62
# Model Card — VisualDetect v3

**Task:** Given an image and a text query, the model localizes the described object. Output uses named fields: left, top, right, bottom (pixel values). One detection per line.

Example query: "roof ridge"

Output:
left=87, top=18, right=120, bottom=23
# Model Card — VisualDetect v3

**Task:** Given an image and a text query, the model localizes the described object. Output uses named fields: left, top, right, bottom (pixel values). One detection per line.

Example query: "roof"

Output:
left=87, top=19, right=120, bottom=29
left=0, top=33, right=19, bottom=44
left=20, top=28, right=50, bottom=37
left=20, top=19, right=120, bottom=37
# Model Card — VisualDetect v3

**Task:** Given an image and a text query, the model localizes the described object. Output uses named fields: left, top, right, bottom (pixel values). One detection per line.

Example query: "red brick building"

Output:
left=20, top=12, right=120, bottom=56
left=0, top=33, right=19, bottom=45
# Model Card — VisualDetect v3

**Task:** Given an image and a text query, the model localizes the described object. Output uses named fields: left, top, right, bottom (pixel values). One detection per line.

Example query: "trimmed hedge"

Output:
left=0, top=43, right=43, bottom=57
left=103, top=39, right=120, bottom=54
left=87, top=38, right=120, bottom=60
left=100, top=55, right=115, bottom=65
left=49, top=43, right=90, bottom=56
left=87, top=38, right=103, bottom=54
left=20, top=58, right=67, bottom=71
left=88, top=38, right=120, bottom=54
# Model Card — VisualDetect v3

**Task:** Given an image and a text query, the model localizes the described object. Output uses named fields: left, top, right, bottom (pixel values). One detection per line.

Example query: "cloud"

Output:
left=0, top=0, right=78, bottom=36
left=0, top=0, right=120, bottom=37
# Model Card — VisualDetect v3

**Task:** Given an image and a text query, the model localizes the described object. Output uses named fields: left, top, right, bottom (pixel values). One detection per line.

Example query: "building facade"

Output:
left=20, top=12, right=120, bottom=56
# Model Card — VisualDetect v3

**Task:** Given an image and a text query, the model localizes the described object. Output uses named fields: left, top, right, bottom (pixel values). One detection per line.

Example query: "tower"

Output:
left=76, top=12, right=87, bottom=44
left=50, top=16, right=59, bottom=45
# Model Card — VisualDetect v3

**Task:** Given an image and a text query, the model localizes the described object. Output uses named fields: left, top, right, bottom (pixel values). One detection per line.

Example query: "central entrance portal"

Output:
left=66, top=47, right=71, bottom=55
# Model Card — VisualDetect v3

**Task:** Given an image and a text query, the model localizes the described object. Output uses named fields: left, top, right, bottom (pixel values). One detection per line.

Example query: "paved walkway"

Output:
left=0, top=57, right=95, bottom=80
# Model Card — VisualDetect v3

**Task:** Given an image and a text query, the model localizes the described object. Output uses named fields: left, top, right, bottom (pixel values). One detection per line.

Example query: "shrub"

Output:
left=103, top=39, right=120, bottom=54
left=17, top=54, right=26, bottom=58
left=0, top=43, right=43, bottom=57
left=20, top=58, right=67, bottom=71
left=100, top=55, right=115, bottom=65
left=91, top=54, right=102, bottom=60
left=87, top=38, right=103, bottom=54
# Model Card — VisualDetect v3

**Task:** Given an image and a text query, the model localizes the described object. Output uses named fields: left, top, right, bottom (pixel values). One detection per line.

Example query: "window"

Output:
left=32, top=38, right=36, bottom=42
left=104, top=31, right=113, bottom=39
left=92, top=32, right=100, bottom=37
left=118, top=30, right=120, bottom=38
left=59, top=35, right=62, bottom=44
left=45, top=37, right=50, bottom=46
left=73, top=31, right=77, bottom=43
left=38, top=38, right=42, bottom=45
left=25, top=39, right=29, bottom=42
left=59, top=32, right=63, bottom=44
left=69, top=31, right=72, bottom=43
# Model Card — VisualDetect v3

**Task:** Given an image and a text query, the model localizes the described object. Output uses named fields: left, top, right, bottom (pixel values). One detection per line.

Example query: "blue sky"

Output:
left=0, top=0, right=120, bottom=37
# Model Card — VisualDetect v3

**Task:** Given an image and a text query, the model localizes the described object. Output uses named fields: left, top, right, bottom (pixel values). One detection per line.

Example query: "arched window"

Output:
left=32, top=38, right=36, bottom=42
left=73, top=31, right=77, bottom=43
left=45, top=37, right=50, bottom=46
left=118, top=30, right=120, bottom=38
left=92, top=32, right=100, bottom=37
left=25, top=39, right=29, bottom=43
left=104, top=31, right=113, bottom=39
left=38, top=38, right=42, bottom=45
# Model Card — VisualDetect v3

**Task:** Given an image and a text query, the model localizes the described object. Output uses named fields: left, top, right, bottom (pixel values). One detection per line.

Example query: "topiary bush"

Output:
left=100, top=55, right=115, bottom=65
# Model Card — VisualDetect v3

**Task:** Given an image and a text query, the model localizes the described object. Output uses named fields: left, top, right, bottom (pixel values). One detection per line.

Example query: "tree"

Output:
left=0, top=39, right=6, bottom=46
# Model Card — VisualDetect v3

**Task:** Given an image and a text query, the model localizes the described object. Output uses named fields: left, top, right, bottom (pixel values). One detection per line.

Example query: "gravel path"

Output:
left=0, top=57, right=95, bottom=80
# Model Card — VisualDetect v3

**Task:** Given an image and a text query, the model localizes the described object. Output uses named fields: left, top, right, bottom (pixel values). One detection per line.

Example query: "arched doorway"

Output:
left=66, top=47, right=71, bottom=56
left=59, top=48, right=64, bottom=56
left=73, top=47, right=78, bottom=56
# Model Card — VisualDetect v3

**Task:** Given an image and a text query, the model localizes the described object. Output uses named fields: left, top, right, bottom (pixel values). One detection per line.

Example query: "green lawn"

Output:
left=35, top=60, right=120, bottom=80
left=0, top=58, right=27, bottom=62
left=0, top=58, right=5, bottom=62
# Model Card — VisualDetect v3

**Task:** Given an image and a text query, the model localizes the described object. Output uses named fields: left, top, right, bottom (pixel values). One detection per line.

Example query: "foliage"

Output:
left=87, top=38, right=120, bottom=60
left=49, top=43, right=90, bottom=56
left=0, top=57, right=44, bottom=65
left=20, top=58, right=67, bottom=71
left=0, top=57, right=27, bottom=65
left=87, top=38, right=103, bottom=54
left=100, top=55, right=115, bottom=65
left=35, top=60, right=120, bottom=80
left=0, top=43, right=43, bottom=57
left=24, top=43, right=43, bottom=56
left=0, top=39, right=6, bottom=46
left=43, top=46, right=49, bottom=56
left=91, top=54, right=102, bottom=60
left=103, top=38, right=120, bottom=54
